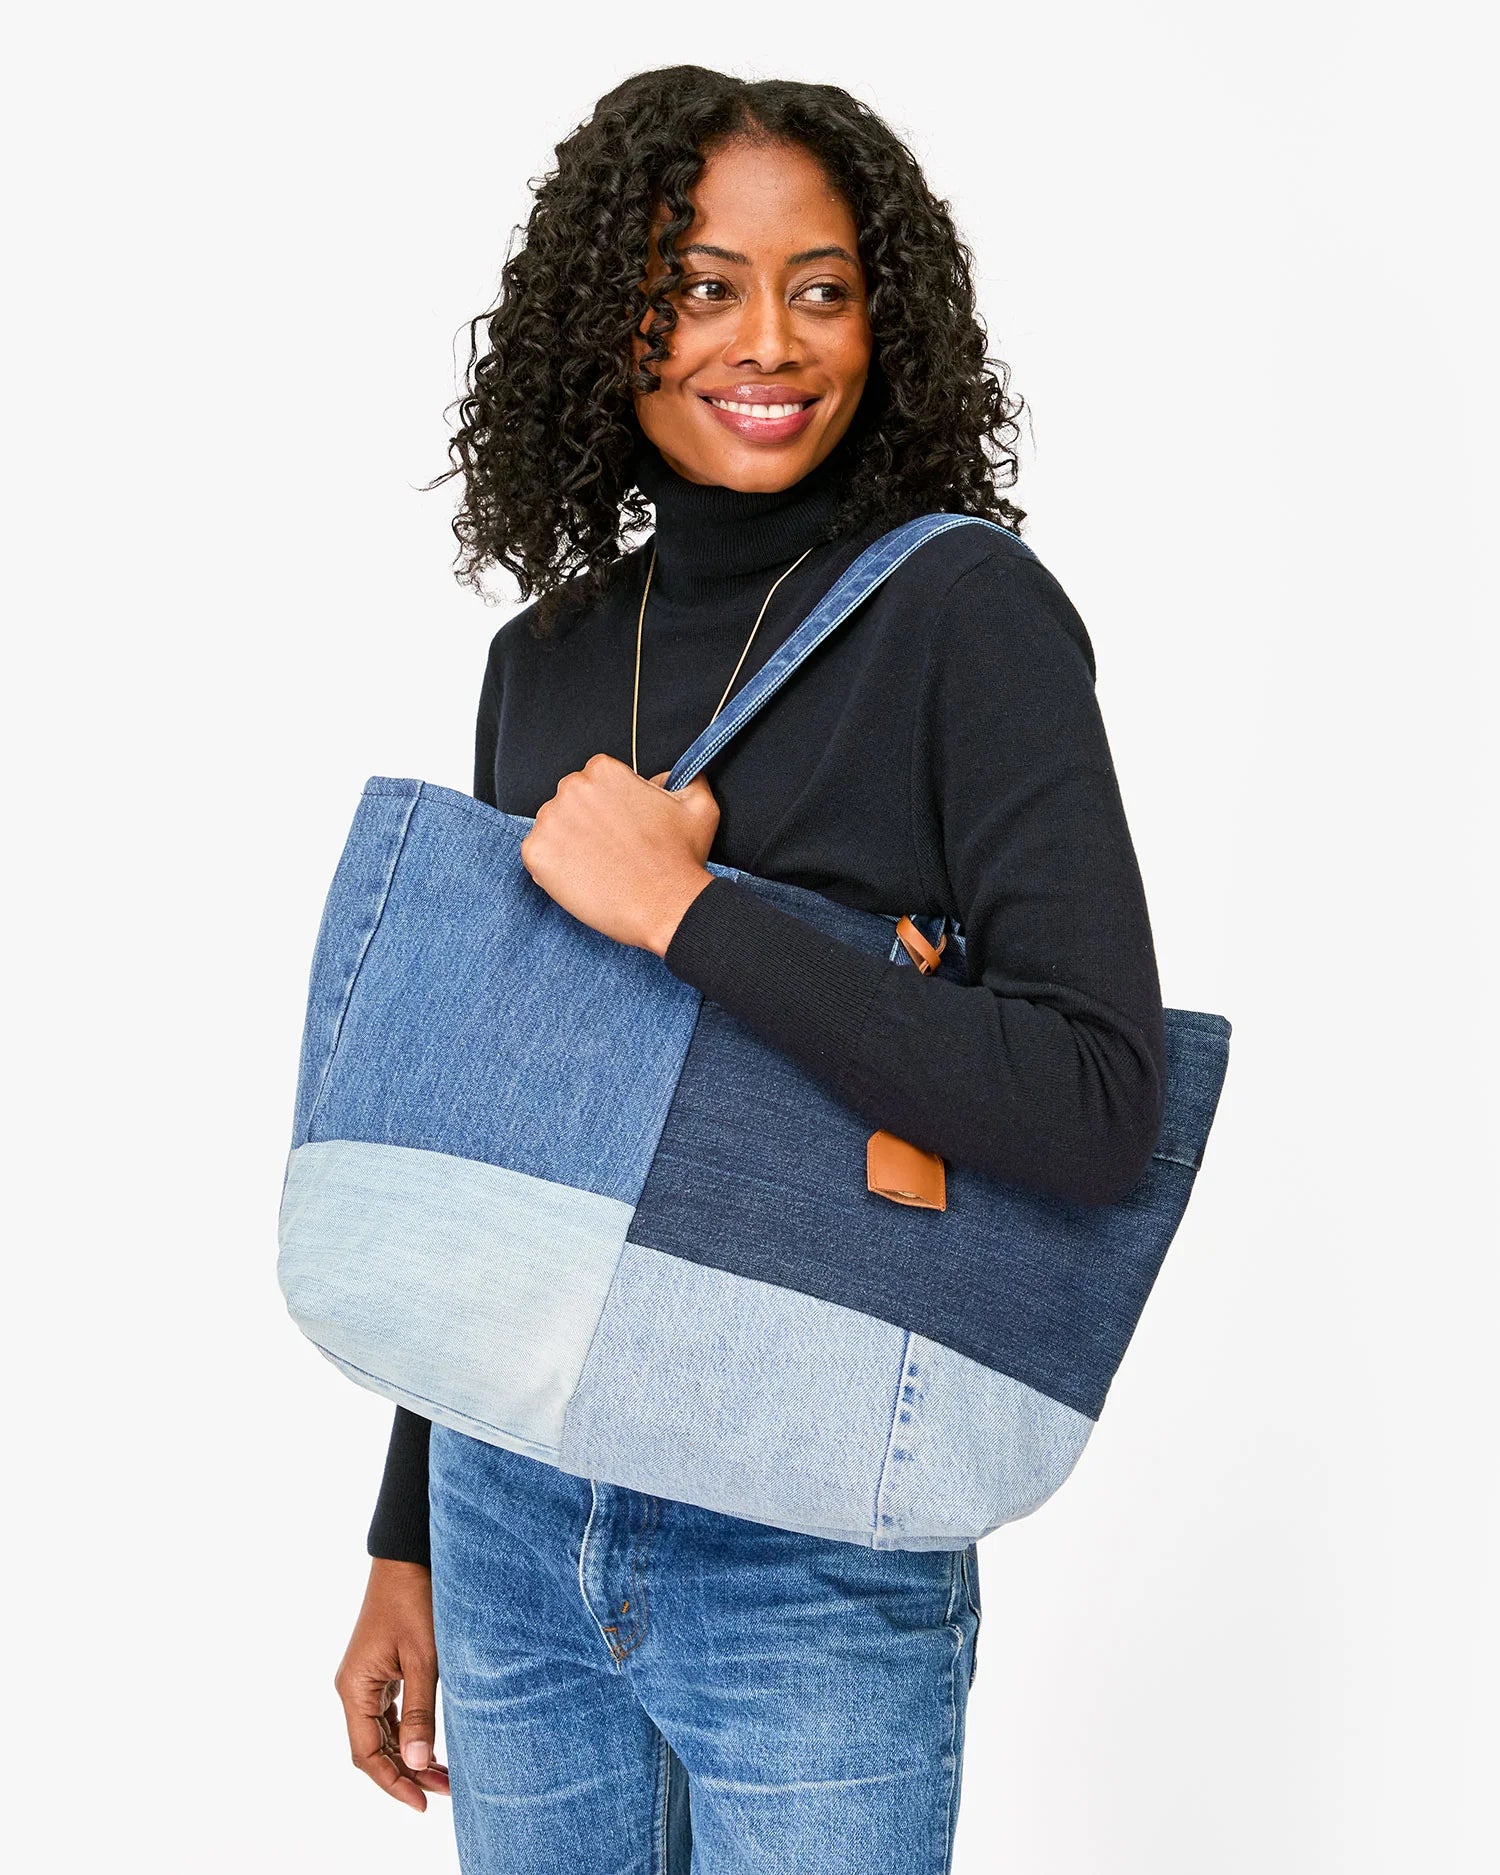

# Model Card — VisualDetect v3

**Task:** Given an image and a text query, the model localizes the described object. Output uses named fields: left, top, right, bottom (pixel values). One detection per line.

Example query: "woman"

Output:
left=333, top=65, right=1166, bottom=1873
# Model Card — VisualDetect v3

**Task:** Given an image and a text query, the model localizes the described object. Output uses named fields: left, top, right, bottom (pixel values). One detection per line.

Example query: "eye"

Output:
left=681, top=277, right=733, bottom=303
left=797, top=280, right=852, bottom=306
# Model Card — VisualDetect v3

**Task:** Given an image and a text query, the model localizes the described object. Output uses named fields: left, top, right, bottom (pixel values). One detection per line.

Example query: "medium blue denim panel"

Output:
left=629, top=878, right=1230, bottom=1420
left=301, top=779, right=710, bottom=1205
left=289, top=780, right=418, bottom=1151
left=278, top=1138, right=631, bottom=1457
left=666, top=512, right=1038, bottom=791
left=559, top=1242, right=1095, bottom=1550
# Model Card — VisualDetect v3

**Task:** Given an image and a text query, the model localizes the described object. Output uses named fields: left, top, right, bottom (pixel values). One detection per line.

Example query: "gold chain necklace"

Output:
left=631, top=544, right=814, bottom=778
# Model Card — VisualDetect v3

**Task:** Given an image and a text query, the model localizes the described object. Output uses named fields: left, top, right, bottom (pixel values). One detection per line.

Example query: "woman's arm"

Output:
left=366, top=1405, right=434, bottom=1563
left=661, top=546, right=1167, bottom=1207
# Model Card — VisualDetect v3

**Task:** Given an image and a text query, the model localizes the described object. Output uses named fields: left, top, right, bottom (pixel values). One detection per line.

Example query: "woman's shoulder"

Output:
left=481, top=546, right=650, bottom=671
left=877, top=515, right=1098, bottom=686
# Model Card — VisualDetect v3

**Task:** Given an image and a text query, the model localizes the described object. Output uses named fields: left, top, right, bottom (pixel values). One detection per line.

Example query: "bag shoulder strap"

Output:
left=664, top=512, right=1035, bottom=791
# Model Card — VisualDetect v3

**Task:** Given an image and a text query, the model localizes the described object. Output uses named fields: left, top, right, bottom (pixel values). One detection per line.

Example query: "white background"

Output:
left=6, top=3, right=1495, bottom=1869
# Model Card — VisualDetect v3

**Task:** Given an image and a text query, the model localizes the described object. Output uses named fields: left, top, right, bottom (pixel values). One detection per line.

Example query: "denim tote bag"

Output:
left=277, top=514, right=1232, bottom=1551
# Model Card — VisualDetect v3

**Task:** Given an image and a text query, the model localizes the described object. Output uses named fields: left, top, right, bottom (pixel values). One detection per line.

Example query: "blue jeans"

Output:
left=429, top=1423, right=983, bottom=1872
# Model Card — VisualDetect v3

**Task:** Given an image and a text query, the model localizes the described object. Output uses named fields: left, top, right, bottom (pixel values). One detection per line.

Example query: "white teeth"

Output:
left=708, top=398, right=810, bottom=419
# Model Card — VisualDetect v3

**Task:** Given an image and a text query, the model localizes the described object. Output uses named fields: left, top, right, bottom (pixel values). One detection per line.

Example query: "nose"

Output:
left=723, top=282, right=802, bottom=373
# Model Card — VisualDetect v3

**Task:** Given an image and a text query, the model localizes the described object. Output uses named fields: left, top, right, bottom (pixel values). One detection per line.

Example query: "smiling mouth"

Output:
left=701, top=396, right=820, bottom=420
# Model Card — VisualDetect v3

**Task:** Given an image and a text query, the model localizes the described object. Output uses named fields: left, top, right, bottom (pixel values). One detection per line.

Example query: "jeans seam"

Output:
left=941, top=1550, right=965, bottom=1872
left=603, top=1491, right=659, bottom=1661
left=961, top=1545, right=981, bottom=1689
left=872, top=1332, right=916, bottom=1545
left=577, top=1479, right=624, bottom=1671
left=656, top=1728, right=672, bottom=1875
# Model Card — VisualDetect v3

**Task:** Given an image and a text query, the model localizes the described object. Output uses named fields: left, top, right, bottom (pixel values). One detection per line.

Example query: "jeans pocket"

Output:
left=959, top=1542, right=982, bottom=1689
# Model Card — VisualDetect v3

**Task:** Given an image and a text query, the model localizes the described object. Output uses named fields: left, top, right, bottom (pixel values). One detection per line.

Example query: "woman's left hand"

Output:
left=519, top=753, right=718, bottom=956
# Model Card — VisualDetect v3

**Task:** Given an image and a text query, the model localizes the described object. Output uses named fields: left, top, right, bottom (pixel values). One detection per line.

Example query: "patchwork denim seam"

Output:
left=557, top=1202, right=651, bottom=1456
left=306, top=782, right=419, bottom=1140
left=631, top=1187, right=1108, bottom=1419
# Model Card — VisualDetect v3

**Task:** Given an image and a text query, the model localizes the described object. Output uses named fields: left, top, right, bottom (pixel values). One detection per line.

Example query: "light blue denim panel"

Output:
left=298, top=779, right=709, bottom=1204
left=873, top=1334, right=1095, bottom=1543
left=277, top=1137, right=631, bottom=1457
left=559, top=1242, right=1096, bottom=1550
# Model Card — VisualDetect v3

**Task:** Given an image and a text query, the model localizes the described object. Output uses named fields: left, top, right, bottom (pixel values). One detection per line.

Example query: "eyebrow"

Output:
left=676, top=242, right=858, bottom=267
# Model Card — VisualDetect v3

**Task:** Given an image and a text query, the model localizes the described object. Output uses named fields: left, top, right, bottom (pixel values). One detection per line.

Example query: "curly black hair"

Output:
left=427, top=66, right=1027, bottom=636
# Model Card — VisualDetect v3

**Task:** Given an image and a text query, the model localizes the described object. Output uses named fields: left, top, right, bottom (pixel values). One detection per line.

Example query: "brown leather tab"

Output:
left=867, top=1129, right=947, bottom=1209
left=895, top=915, right=946, bottom=975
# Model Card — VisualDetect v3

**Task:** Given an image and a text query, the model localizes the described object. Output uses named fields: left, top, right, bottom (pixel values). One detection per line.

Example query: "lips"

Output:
left=698, top=390, right=822, bottom=443
left=699, top=384, right=821, bottom=406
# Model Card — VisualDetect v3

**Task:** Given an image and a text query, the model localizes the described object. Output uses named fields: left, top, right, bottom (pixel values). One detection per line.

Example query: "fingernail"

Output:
left=404, top=1740, right=431, bottom=1771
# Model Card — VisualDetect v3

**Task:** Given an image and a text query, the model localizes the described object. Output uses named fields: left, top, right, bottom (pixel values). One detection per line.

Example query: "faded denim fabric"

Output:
left=559, top=1242, right=1094, bottom=1549
left=277, top=513, right=1233, bottom=1552
left=278, top=1139, right=628, bottom=1458
left=428, top=1421, right=981, bottom=1875
left=292, top=781, right=704, bottom=1203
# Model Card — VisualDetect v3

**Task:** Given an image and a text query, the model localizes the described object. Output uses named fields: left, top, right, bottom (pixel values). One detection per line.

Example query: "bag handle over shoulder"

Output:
left=662, top=512, right=1035, bottom=792
left=660, top=513, right=1032, bottom=1207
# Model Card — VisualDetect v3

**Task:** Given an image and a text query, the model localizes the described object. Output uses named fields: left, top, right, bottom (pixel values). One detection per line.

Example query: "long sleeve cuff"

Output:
left=662, top=873, right=1162, bottom=1206
left=366, top=1406, right=432, bottom=1565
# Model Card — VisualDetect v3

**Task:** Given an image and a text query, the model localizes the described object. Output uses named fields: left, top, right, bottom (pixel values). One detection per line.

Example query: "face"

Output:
left=631, top=136, right=873, bottom=491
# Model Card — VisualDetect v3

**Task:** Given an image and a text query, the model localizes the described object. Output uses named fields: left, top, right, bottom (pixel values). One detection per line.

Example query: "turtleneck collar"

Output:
left=628, top=430, right=854, bottom=605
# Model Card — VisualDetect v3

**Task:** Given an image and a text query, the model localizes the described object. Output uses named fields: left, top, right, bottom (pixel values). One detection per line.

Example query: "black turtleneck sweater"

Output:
left=366, top=435, right=1167, bottom=1565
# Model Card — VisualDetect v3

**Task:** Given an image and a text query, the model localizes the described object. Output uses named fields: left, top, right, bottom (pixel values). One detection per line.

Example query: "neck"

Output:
left=628, top=432, right=853, bottom=605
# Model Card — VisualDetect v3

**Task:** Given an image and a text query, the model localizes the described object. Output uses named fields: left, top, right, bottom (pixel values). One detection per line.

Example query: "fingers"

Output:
left=674, top=773, right=721, bottom=840
left=650, top=770, right=717, bottom=813
left=334, top=1560, right=451, bottom=1810
left=337, top=1664, right=429, bottom=1811
left=397, top=1648, right=441, bottom=1781
left=412, top=1758, right=452, bottom=1797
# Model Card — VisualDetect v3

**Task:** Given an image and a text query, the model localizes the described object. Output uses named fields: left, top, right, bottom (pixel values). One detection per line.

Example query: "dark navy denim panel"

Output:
left=629, top=881, right=1230, bottom=1421
left=1152, top=1007, right=1234, bottom=1169
left=302, top=780, right=709, bottom=1205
